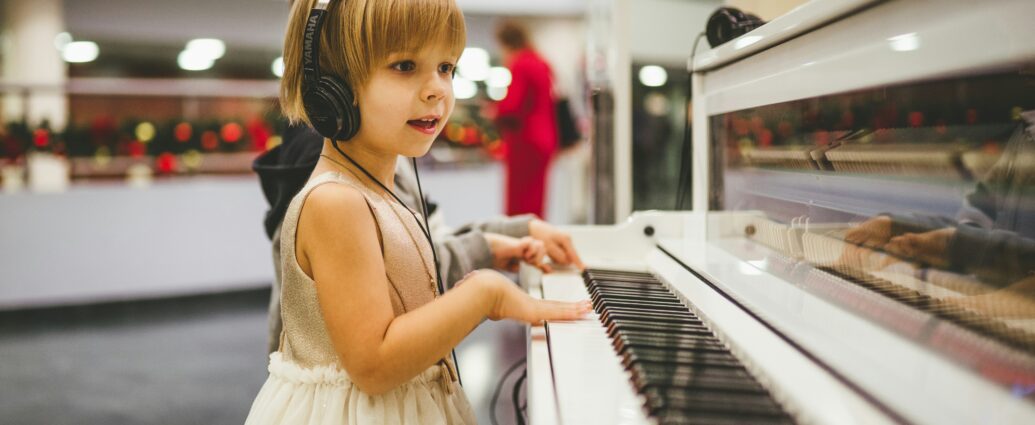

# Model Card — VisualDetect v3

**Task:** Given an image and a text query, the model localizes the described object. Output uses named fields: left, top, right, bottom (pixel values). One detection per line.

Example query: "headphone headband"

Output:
left=301, top=0, right=332, bottom=90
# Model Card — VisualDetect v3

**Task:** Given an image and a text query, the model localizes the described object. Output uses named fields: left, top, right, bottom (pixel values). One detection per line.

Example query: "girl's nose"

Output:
left=422, top=76, right=448, bottom=102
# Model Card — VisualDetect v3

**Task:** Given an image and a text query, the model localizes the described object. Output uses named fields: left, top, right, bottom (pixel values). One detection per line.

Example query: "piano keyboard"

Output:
left=583, top=268, right=797, bottom=425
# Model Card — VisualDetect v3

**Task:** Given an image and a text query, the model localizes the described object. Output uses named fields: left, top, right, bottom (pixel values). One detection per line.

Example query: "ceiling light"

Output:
left=272, top=57, right=285, bottom=78
left=178, top=50, right=214, bottom=71
left=487, top=67, right=512, bottom=88
left=638, top=65, right=667, bottom=87
left=457, top=47, right=490, bottom=81
left=453, top=77, right=478, bottom=100
left=487, top=86, right=507, bottom=101
left=185, top=38, right=225, bottom=60
left=62, top=41, right=99, bottom=63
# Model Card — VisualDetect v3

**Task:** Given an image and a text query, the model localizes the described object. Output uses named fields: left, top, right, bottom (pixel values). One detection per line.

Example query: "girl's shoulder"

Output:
left=300, top=177, right=372, bottom=221
left=295, top=177, right=379, bottom=254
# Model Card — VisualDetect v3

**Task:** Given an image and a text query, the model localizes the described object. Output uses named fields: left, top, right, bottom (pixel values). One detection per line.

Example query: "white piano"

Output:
left=526, top=1, right=1035, bottom=424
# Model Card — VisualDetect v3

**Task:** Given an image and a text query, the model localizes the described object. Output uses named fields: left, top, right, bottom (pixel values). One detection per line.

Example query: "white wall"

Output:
left=629, top=0, right=723, bottom=67
left=0, top=166, right=508, bottom=310
left=726, top=0, right=809, bottom=21
left=0, top=176, right=274, bottom=309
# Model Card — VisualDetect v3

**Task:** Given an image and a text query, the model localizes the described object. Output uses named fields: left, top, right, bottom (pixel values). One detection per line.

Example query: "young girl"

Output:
left=245, top=0, right=591, bottom=423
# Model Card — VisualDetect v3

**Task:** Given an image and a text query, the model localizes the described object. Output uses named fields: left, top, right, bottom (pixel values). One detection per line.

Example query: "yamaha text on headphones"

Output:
left=302, top=0, right=361, bottom=141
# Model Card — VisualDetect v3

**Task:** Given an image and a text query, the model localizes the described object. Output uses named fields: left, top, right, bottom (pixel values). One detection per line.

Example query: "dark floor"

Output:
left=0, top=289, right=526, bottom=425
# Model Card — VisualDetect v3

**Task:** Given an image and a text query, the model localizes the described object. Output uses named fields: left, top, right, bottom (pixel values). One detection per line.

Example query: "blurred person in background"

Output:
left=483, top=20, right=558, bottom=218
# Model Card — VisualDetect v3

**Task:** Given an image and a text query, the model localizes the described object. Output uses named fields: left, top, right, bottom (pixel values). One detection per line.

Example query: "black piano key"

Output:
left=589, top=285, right=674, bottom=296
left=601, top=308, right=697, bottom=323
left=614, top=334, right=727, bottom=355
left=593, top=291, right=676, bottom=302
left=583, top=268, right=795, bottom=424
left=599, top=304, right=694, bottom=316
left=604, top=312, right=703, bottom=328
left=608, top=316, right=706, bottom=328
left=623, top=344, right=743, bottom=361
left=589, top=289, right=683, bottom=301
left=630, top=369, right=762, bottom=398
left=584, top=269, right=658, bottom=280
left=622, top=351, right=746, bottom=371
left=628, top=367, right=768, bottom=396
left=608, top=321, right=710, bottom=337
left=613, top=328, right=716, bottom=341
left=643, top=387, right=787, bottom=417
left=588, top=279, right=669, bottom=289
left=654, top=408, right=795, bottom=425
left=596, top=300, right=691, bottom=314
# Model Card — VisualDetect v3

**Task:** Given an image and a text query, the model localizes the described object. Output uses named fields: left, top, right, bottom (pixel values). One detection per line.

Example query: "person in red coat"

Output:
left=490, top=20, right=558, bottom=218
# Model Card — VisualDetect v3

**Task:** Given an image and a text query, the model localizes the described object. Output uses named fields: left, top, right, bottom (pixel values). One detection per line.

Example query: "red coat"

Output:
left=495, top=49, right=558, bottom=217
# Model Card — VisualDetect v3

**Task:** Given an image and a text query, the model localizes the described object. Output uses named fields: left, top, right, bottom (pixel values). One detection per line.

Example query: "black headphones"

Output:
left=302, top=0, right=361, bottom=141
left=705, top=7, right=766, bottom=48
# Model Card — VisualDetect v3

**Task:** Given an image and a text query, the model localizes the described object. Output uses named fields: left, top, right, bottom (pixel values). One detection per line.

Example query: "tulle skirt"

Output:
left=245, top=352, right=476, bottom=425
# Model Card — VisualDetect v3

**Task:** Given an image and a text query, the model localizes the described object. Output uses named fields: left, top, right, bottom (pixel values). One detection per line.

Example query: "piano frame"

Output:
left=528, top=0, right=1035, bottom=424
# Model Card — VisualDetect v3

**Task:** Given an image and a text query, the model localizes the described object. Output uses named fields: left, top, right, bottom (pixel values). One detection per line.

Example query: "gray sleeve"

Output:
left=454, top=213, right=535, bottom=238
left=948, top=224, right=1035, bottom=287
left=435, top=230, right=495, bottom=290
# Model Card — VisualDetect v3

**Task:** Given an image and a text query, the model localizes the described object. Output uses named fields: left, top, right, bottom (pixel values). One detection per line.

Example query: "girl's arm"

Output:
left=298, top=184, right=587, bottom=395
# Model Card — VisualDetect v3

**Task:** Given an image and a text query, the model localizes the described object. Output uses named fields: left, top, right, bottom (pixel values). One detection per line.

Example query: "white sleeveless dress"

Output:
left=244, top=170, right=476, bottom=425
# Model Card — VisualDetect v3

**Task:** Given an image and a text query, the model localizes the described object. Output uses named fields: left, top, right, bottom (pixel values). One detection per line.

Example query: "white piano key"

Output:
left=540, top=271, right=651, bottom=425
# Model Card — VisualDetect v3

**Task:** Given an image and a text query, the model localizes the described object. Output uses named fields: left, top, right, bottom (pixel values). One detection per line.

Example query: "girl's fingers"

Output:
left=545, top=243, right=569, bottom=265
left=561, top=239, right=585, bottom=270
left=534, top=299, right=592, bottom=322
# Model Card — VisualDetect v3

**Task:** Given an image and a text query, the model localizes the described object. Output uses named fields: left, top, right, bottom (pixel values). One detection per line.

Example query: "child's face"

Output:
left=353, top=41, right=458, bottom=158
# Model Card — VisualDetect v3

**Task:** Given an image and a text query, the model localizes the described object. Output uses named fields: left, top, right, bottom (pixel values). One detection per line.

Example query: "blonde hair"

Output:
left=280, top=0, right=467, bottom=125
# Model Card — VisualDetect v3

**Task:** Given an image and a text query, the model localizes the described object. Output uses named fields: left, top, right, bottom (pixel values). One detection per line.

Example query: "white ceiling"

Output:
left=64, top=0, right=588, bottom=51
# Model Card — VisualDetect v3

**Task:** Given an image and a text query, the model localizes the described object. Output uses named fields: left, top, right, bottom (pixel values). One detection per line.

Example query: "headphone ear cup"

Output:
left=320, top=76, right=361, bottom=140
left=304, top=86, right=344, bottom=140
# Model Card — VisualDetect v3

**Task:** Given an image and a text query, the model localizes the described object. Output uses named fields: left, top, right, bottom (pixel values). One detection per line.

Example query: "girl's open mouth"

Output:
left=407, top=118, right=439, bottom=134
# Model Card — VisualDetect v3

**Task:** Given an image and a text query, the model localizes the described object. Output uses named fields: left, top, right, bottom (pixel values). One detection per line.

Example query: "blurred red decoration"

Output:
left=201, top=131, right=219, bottom=151
left=90, top=116, right=116, bottom=145
left=33, top=129, right=50, bottom=148
left=485, top=139, right=506, bottom=160
left=174, top=122, right=193, bottom=142
left=221, top=122, right=243, bottom=143
left=246, top=118, right=271, bottom=151
left=127, top=140, right=146, bottom=157
left=908, top=111, right=924, bottom=128
left=758, top=129, right=773, bottom=147
left=462, top=125, right=481, bottom=145
left=155, top=152, right=178, bottom=174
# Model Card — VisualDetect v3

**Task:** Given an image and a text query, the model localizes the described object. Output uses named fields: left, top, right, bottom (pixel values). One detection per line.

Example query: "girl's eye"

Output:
left=439, top=63, right=455, bottom=76
left=392, top=61, right=416, bottom=72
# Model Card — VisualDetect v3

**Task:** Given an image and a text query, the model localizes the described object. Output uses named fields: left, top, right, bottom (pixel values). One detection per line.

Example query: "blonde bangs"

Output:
left=366, top=0, right=466, bottom=66
left=280, top=0, right=466, bottom=125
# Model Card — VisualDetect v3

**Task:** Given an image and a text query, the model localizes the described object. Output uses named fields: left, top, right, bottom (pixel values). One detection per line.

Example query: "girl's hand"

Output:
left=463, top=269, right=592, bottom=325
left=529, top=219, right=585, bottom=271
left=484, top=233, right=551, bottom=273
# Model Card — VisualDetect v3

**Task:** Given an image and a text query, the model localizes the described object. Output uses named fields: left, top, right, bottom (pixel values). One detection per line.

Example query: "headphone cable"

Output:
left=325, top=141, right=461, bottom=386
